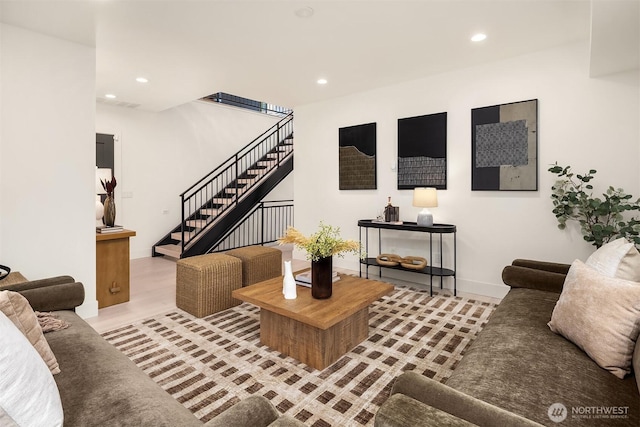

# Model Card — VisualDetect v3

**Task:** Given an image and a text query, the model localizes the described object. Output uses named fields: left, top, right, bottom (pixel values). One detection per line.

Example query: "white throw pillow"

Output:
left=548, top=260, right=640, bottom=378
left=585, top=237, right=640, bottom=282
left=0, top=311, right=64, bottom=426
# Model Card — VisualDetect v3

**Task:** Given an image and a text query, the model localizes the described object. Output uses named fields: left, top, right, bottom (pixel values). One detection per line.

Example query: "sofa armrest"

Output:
left=1, top=275, right=75, bottom=291
left=0, top=276, right=84, bottom=311
left=386, top=372, right=544, bottom=427
left=502, top=260, right=568, bottom=294
left=511, top=259, right=571, bottom=275
left=203, top=396, right=279, bottom=427
left=375, top=393, right=475, bottom=427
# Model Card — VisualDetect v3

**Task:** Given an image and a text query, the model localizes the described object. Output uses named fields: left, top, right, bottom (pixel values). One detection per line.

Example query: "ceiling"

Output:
left=1, top=1, right=638, bottom=112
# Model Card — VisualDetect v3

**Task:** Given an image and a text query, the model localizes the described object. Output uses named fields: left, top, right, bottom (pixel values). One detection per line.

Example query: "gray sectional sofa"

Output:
left=375, top=259, right=640, bottom=427
left=4, top=276, right=304, bottom=427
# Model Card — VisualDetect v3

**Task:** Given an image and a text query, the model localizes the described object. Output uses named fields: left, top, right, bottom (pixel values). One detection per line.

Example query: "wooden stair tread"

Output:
left=155, top=244, right=181, bottom=258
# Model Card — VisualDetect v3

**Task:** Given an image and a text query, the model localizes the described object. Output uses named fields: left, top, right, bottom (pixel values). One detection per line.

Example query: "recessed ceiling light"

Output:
left=295, top=7, right=314, bottom=18
left=317, top=78, right=328, bottom=85
left=471, top=33, right=487, bottom=42
left=105, top=94, right=116, bottom=99
left=136, top=77, right=149, bottom=83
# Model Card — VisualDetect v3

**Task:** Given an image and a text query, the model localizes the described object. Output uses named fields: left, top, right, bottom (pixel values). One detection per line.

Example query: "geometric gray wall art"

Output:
left=398, top=156, right=446, bottom=188
left=471, top=99, right=538, bottom=191
left=475, top=120, right=528, bottom=168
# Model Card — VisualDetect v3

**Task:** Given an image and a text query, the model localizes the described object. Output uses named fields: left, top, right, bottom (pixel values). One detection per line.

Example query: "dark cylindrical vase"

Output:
left=103, top=195, right=116, bottom=227
left=311, top=256, right=333, bottom=299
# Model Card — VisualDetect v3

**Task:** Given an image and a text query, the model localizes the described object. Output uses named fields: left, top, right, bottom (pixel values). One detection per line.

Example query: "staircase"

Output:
left=153, top=113, right=294, bottom=259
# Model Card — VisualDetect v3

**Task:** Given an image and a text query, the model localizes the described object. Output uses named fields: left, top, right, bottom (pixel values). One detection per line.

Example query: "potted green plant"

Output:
left=549, top=163, right=640, bottom=248
left=278, top=222, right=361, bottom=299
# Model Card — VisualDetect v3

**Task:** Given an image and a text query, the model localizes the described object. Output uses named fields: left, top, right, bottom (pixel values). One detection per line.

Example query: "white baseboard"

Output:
left=76, top=299, right=99, bottom=319
left=456, top=278, right=509, bottom=300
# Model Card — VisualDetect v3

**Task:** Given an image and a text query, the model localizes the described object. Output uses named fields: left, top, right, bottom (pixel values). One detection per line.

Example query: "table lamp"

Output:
left=413, top=187, right=438, bottom=226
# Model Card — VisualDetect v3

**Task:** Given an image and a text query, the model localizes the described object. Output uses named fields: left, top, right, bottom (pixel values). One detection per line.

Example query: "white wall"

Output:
left=294, top=41, right=640, bottom=298
left=0, top=21, right=3, bottom=261
left=96, top=101, right=289, bottom=258
left=0, top=24, right=97, bottom=317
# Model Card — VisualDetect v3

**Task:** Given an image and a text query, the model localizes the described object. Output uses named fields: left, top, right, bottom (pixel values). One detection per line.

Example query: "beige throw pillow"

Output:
left=585, top=237, right=640, bottom=282
left=0, top=290, right=61, bottom=374
left=548, top=260, right=640, bottom=379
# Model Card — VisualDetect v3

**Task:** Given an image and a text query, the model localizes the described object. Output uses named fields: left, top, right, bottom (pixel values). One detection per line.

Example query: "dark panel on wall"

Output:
left=96, top=133, right=114, bottom=171
left=471, top=106, right=500, bottom=191
left=397, top=112, right=447, bottom=190
left=339, top=123, right=377, bottom=190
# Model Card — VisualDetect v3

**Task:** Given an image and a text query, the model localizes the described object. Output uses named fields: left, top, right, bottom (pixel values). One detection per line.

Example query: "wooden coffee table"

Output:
left=232, top=271, right=394, bottom=370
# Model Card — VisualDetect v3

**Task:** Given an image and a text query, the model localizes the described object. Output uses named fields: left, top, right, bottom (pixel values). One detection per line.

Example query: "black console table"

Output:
left=358, top=219, right=457, bottom=296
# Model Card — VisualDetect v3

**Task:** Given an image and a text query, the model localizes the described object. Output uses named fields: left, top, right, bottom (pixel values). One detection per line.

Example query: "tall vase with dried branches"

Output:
left=101, top=175, right=118, bottom=227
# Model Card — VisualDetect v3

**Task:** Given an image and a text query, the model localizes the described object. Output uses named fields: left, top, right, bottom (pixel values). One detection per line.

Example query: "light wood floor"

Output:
left=85, top=251, right=501, bottom=334
left=85, top=248, right=306, bottom=333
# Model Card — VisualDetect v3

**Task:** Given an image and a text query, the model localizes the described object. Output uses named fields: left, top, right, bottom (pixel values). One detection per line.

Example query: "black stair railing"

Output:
left=202, top=93, right=292, bottom=117
left=179, top=113, right=293, bottom=254
left=206, top=200, right=294, bottom=253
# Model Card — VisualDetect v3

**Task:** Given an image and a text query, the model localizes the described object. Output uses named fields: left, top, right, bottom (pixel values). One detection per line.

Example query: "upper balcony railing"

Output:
left=201, top=92, right=292, bottom=117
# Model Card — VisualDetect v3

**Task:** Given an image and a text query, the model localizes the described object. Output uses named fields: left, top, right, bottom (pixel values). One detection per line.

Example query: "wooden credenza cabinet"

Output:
left=96, top=229, right=136, bottom=308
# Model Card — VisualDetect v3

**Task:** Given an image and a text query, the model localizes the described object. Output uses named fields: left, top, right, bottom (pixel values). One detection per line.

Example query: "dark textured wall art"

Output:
left=471, top=99, right=538, bottom=191
left=339, top=122, right=377, bottom=190
left=397, top=112, right=447, bottom=190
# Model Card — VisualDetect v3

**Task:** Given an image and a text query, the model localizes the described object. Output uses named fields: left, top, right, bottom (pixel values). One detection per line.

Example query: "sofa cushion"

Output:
left=446, top=287, right=639, bottom=426
left=0, top=311, right=63, bottom=427
left=46, top=310, right=202, bottom=427
left=0, top=290, right=60, bottom=374
left=585, top=237, right=640, bottom=282
left=548, top=260, right=640, bottom=379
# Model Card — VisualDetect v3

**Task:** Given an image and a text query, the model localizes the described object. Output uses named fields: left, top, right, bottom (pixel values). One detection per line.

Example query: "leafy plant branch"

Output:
left=549, top=163, right=640, bottom=248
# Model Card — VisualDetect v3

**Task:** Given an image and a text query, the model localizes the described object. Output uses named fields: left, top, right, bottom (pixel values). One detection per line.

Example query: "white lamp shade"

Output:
left=413, top=187, right=437, bottom=226
left=96, top=168, right=112, bottom=194
left=413, top=187, right=438, bottom=208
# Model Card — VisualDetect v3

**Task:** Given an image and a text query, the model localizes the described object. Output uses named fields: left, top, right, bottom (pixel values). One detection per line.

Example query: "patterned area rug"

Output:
left=102, top=285, right=497, bottom=426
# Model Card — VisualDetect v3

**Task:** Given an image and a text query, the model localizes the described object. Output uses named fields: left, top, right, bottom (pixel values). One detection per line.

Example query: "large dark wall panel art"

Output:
left=339, top=122, right=377, bottom=190
left=397, top=112, right=447, bottom=190
left=471, top=99, right=538, bottom=191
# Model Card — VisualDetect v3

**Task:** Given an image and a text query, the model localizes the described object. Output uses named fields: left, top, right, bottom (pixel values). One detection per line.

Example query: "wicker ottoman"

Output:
left=225, top=246, right=282, bottom=287
left=176, top=253, right=242, bottom=318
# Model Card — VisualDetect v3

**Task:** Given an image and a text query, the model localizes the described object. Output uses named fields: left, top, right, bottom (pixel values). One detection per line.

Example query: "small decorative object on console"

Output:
left=375, top=254, right=427, bottom=270
left=400, top=256, right=428, bottom=270
left=375, top=254, right=402, bottom=267
left=384, top=197, right=400, bottom=222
